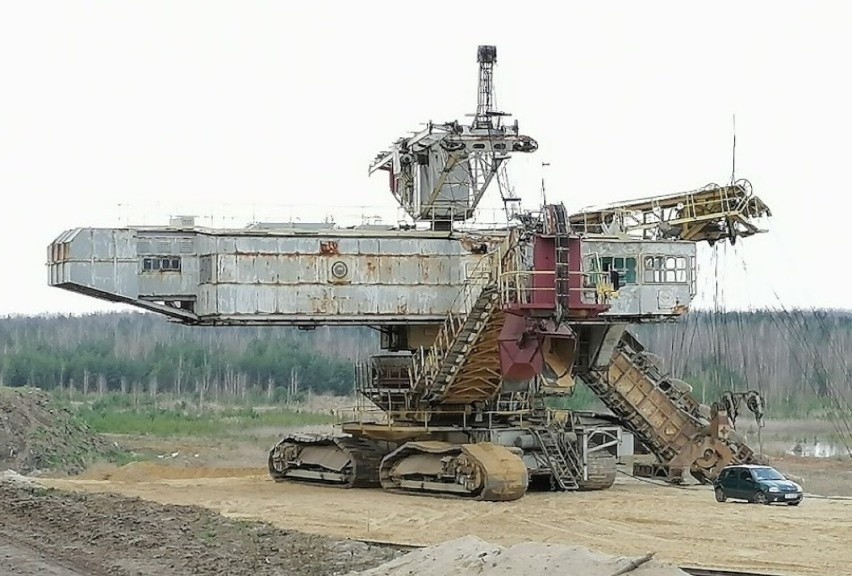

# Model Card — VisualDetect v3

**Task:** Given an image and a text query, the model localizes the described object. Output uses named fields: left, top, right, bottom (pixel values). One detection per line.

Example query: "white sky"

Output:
left=1, top=2, right=850, bottom=315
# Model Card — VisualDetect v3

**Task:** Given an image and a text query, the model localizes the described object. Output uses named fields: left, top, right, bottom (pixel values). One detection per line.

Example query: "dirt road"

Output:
left=42, top=464, right=852, bottom=576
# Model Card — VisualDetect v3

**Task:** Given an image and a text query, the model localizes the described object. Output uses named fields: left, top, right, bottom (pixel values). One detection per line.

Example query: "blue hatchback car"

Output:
left=713, top=464, right=803, bottom=505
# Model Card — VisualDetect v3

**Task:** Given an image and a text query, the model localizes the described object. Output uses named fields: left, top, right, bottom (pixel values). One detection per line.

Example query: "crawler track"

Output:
left=268, top=434, right=386, bottom=488
left=379, top=441, right=528, bottom=501
left=577, top=449, right=617, bottom=490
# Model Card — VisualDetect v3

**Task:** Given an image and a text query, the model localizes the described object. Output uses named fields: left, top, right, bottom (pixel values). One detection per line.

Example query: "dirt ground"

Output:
left=4, top=393, right=851, bottom=576
left=40, top=460, right=852, bottom=576
left=0, top=472, right=400, bottom=576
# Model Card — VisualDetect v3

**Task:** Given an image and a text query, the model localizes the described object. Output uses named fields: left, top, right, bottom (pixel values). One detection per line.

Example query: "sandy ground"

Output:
left=41, top=463, right=852, bottom=576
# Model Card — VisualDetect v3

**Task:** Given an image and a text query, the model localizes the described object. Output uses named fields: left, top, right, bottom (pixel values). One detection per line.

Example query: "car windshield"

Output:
left=752, top=467, right=785, bottom=481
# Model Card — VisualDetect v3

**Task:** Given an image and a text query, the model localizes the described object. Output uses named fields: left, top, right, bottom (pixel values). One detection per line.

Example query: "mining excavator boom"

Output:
left=46, top=44, right=772, bottom=501
left=577, top=330, right=763, bottom=483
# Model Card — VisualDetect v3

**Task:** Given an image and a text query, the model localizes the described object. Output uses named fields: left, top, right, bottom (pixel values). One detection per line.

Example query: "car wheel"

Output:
left=714, top=487, right=727, bottom=502
left=787, top=501, right=801, bottom=506
left=753, top=491, right=768, bottom=504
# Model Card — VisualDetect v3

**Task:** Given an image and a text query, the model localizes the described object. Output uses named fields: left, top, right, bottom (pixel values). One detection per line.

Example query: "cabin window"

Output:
left=601, top=257, right=637, bottom=285
left=644, top=256, right=687, bottom=283
left=142, top=256, right=181, bottom=272
left=584, top=256, right=637, bottom=287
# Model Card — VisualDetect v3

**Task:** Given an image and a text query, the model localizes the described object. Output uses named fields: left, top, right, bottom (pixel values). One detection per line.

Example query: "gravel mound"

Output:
left=351, top=535, right=689, bottom=576
left=0, top=386, right=117, bottom=475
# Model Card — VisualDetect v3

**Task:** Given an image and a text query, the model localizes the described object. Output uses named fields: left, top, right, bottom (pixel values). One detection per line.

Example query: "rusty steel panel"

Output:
left=48, top=229, right=141, bottom=299
left=608, top=352, right=696, bottom=452
left=235, top=236, right=279, bottom=254
left=48, top=225, right=501, bottom=324
left=319, top=240, right=339, bottom=255
left=197, top=283, right=464, bottom=318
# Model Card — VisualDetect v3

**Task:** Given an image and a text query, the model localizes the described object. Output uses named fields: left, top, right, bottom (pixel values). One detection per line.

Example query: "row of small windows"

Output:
left=588, top=255, right=693, bottom=285
left=643, top=256, right=689, bottom=283
left=142, top=257, right=181, bottom=272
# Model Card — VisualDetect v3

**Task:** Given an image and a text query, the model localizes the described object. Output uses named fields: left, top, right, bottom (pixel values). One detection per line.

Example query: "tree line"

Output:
left=633, top=309, right=852, bottom=416
left=0, top=309, right=849, bottom=416
left=0, top=312, right=377, bottom=401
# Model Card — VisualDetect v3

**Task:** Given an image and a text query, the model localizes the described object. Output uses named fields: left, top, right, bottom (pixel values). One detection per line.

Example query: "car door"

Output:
left=737, top=469, right=756, bottom=500
left=729, top=469, right=748, bottom=499
left=719, top=469, right=734, bottom=495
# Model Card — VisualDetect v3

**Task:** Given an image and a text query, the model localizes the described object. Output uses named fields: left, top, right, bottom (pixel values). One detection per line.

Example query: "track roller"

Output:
left=378, top=441, right=528, bottom=501
left=577, top=449, right=617, bottom=490
left=267, top=433, right=386, bottom=488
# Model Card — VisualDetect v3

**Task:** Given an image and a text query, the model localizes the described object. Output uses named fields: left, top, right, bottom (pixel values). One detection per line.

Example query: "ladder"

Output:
left=532, top=427, right=582, bottom=490
left=356, top=357, right=413, bottom=412
left=409, top=250, right=502, bottom=404
left=416, top=285, right=500, bottom=402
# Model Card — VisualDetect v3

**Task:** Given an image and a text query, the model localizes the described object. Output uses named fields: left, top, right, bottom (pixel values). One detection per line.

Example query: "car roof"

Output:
left=721, top=464, right=776, bottom=470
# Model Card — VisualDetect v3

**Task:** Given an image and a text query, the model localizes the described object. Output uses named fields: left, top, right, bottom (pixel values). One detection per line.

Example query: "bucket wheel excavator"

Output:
left=47, top=45, right=772, bottom=500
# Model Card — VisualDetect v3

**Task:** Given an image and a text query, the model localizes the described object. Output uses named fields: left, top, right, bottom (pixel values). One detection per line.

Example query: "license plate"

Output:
left=785, top=493, right=798, bottom=499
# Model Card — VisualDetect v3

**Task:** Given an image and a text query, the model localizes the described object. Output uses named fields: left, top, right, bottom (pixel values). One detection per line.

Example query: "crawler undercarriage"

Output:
left=267, top=408, right=621, bottom=501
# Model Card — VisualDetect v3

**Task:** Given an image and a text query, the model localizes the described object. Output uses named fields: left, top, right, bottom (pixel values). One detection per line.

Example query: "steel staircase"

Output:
left=416, top=285, right=502, bottom=403
left=531, top=427, right=582, bottom=490
left=356, top=356, right=414, bottom=412
left=410, top=255, right=504, bottom=405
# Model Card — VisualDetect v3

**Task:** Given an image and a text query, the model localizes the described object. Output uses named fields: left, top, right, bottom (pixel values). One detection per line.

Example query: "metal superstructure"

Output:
left=368, top=45, right=536, bottom=227
left=48, top=45, right=772, bottom=500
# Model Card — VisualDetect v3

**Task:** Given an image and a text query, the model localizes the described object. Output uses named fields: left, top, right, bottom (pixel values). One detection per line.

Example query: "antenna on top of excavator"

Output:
left=541, top=162, right=550, bottom=205
left=474, top=45, right=507, bottom=129
left=730, top=113, right=737, bottom=185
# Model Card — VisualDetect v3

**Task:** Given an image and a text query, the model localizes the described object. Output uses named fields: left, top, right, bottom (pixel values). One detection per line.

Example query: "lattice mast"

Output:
left=368, top=45, right=538, bottom=229
left=475, top=45, right=498, bottom=126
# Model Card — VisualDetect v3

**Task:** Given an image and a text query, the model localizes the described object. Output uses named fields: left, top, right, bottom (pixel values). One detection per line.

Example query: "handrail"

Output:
left=333, top=404, right=535, bottom=429
left=498, top=268, right=614, bottom=307
left=408, top=244, right=504, bottom=393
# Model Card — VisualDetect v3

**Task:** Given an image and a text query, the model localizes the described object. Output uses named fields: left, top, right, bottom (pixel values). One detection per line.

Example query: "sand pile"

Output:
left=0, top=386, right=118, bottom=475
left=351, top=535, right=688, bottom=576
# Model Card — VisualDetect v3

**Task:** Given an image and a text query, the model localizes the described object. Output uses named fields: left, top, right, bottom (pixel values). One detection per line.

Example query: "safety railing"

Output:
left=408, top=246, right=503, bottom=393
left=497, top=269, right=615, bottom=308
left=333, top=404, right=535, bottom=431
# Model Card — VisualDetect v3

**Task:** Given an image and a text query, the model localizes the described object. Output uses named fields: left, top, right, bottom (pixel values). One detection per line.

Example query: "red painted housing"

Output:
left=498, top=232, right=608, bottom=380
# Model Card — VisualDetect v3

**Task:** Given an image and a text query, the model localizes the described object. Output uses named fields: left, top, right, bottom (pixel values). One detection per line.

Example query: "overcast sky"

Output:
left=1, top=2, right=850, bottom=316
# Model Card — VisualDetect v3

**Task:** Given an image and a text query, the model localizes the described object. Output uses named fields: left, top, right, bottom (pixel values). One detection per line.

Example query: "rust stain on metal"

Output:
left=320, top=241, right=339, bottom=255
left=308, top=291, right=335, bottom=315
left=459, top=236, right=496, bottom=254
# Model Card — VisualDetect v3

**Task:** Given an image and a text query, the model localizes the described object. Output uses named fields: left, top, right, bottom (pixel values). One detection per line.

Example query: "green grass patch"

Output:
left=76, top=404, right=332, bottom=437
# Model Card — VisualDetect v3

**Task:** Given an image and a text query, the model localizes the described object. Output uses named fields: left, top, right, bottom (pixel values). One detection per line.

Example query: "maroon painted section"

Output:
left=501, top=230, right=610, bottom=318
left=531, top=236, right=556, bottom=307
left=497, top=313, right=542, bottom=379
left=567, top=236, right=583, bottom=309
